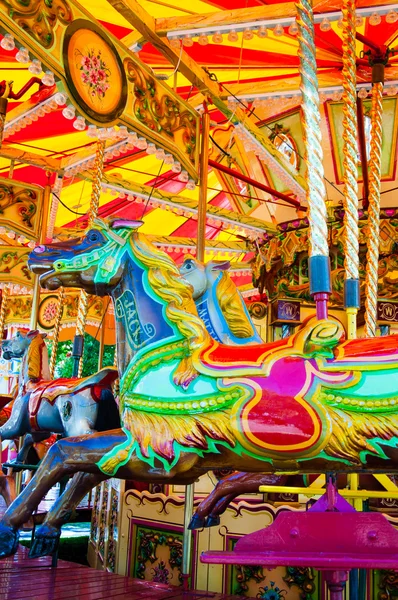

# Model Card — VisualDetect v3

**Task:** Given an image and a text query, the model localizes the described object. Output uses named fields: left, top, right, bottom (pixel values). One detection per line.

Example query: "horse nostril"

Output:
left=33, top=245, right=46, bottom=254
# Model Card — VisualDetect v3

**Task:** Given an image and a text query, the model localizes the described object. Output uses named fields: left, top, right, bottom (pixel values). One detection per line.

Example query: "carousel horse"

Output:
left=0, top=329, right=120, bottom=460
left=179, top=256, right=261, bottom=345
left=3, top=217, right=398, bottom=557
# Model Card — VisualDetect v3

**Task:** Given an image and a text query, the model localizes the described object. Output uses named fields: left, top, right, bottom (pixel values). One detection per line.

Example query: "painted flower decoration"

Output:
left=79, top=49, right=110, bottom=100
left=257, top=581, right=287, bottom=600
left=43, top=300, right=58, bottom=324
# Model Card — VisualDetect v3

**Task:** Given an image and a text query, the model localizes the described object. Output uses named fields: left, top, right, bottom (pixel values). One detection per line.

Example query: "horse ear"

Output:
left=40, top=333, right=48, bottom=339
left=26, top=330, right=39, bottom=338
left=211, top=260, right=230, bottom=271
left=110, top=219, right=144, bottom=230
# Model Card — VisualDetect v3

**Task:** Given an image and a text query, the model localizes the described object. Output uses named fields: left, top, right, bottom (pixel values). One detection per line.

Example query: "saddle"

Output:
left=28, top=367, right=118, bottom=423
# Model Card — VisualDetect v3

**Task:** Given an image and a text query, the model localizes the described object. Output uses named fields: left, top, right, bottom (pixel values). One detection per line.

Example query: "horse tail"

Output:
left=94, top=389, right=121, bottom=432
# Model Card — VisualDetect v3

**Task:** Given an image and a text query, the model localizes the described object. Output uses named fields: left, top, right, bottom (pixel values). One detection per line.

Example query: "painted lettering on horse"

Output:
left=115, top=290, right=156, bottom=349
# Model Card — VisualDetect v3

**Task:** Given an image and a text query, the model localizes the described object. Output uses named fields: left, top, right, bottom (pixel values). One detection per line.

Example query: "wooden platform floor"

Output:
left=0, top=548, right=246, bottom=600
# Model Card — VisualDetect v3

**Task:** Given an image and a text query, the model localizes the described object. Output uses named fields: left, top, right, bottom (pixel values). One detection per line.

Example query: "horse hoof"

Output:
left=0, top=523, right=19, bottom=558
left=29, top=528, right=61, bottom=558
left=188, top=514, right=205, bottom=530
left=205, top=515, right=221, bottom=528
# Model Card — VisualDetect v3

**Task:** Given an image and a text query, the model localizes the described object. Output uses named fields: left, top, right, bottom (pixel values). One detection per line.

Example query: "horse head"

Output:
left=28, top=219, right=143, bottom=294
left=180, top=257, right=230, bottom=300
left=1, top=331, right=33, bottom=360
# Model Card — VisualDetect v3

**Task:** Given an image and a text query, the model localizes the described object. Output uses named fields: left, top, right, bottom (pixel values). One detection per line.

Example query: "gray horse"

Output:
left=0, top=330, right=120, bottom=463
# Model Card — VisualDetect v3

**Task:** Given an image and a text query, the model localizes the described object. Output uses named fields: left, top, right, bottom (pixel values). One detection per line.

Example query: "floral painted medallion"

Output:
left=63, top=19, right=127, bottom=123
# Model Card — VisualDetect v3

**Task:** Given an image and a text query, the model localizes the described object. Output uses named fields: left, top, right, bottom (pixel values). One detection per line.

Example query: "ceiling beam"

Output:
left=0, top=145, right=61, bottom=172
left=83, top=170, right=278, bottom=235
left=106, top=0, right=307, bottom=201
left=154, top=0, right=398, bottom=35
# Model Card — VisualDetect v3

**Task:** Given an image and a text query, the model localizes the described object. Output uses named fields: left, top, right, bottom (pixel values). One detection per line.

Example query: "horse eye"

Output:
left=88, top=232, right=99, bottom=242
left=33, top=245, right=46, bottom=253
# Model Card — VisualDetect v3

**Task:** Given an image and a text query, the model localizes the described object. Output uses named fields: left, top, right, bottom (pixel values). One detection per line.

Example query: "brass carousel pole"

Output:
left=182, top=110, right=210, bottom=591
left=364, top=68, right=384, bottom=338
left=49, top=287, right=65, bottom=379
left=73, top=140, right=105, bottom=378
left=341, top=0, right=360, bottom=341
left=0, top=97, right=7, bottom=149
left=296, top=0, right=331, bottom=319
left=30, top=179, right=51, bottom=330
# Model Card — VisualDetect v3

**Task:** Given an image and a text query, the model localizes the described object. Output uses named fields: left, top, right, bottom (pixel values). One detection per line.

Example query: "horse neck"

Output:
left=24, top=337, right=50, bottom=384
left=110, top=255, right=177, bottom=374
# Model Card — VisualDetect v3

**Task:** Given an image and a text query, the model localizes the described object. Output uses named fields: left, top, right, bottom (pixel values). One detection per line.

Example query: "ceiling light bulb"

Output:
left=137, top=137, right=147, bottom=149
left=178, top=170, right=189, bottom=182
left=86, top=124, right=97, bottom=137
left=228, top=30, right=239, bottom=42
left=164, top=153, right=174, bottom=165
left=62, top=104, right=75, bottom=120
left=387, top=86, right=398, bottom=96
left=319, top=17, right=331, bottom=32
left=15, top=47, right=29, bottom=63
left=28, top=59, right=42, bottom=75
left=54, top=92, right=67, bottom=106
left=242, top=28, right=254, bottom=40
left=42, top=71, right=55, bottom=86
left=146, top=143, right=156, bottom=154
left=169, top=38, right=180, bottom=48
left=358, top=87, right=368, bottom=99
left=332, top=90, right=342, bottom=101
left=198, top=33, right=209, bottom=45
left=337, top=16, right=344, bottom=28
left=0, top=33, right=15, bottom=51
left=118, top=125, right=128, bottom=138
left=182, top=35, right=193, bottom=47
left=369, top=12, right=381, bottom=26
left=155, top=148, right=165, bottom=160
left=257, top=26, right=268, bottom=38
left=171, top=161, right=182, bottom=173
left=73, top=116, right=86, bottom=131
left=186, top=179, right=196, bottom=190
left=212, top=31, right=223, bottom=44
left=355, top=15, right=364, bottom=26
left=289, top=21, right=299, bottom=35
left=273, top=24, right=284, bottom=36
left=386, top=9, right=398, bottom=23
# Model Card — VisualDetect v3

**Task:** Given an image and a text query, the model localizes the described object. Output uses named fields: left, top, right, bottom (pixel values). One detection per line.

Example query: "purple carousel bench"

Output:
left=201, top=480, right=398, bottom=599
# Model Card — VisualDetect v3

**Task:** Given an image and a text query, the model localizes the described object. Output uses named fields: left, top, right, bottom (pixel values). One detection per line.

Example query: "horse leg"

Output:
left=190, top=472, right=287, bottom=529
left=0, top=472, right=16, bottom=507
left=0, top=428, right=129, bottom=557
left=16, top=432, right=50, bottom=464
left=0, top=393, right=30, bottom=441
left=30, top=472, right=108, bottom=558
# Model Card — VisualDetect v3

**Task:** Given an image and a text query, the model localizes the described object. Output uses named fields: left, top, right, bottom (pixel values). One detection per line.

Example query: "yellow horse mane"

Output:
left=215, top=271, right=256, bottom=338
left=129, top=232, right=210, bottom=354
left=25, top=334, right=49, bottom=381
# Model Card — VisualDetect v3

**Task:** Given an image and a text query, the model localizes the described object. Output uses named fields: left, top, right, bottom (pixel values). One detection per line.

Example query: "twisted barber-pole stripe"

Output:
left=296, top=0, right=329, bottom=258
left=364, top=82, right=383, bottom=337
left=76, top=288, right=89, bottom=378
left=89, top=140, right=105, bottom=227
left=341, top=0, right=359, bottom=282
left=0, top=286, right=10, bottom=335
left=76, top=140, right=106, bottom=376
left=49, top=287, right=65, bottom=378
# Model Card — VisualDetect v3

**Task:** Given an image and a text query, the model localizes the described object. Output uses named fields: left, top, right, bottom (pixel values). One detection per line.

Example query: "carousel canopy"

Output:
left=0, top=0, right=398, bottom=295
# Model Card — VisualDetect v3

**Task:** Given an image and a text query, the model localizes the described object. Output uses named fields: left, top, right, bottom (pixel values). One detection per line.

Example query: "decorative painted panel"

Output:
left=0, top=247, right=32, bottom=288
left=0, top=178, right=44, bottom=241
left=326, top=98, right=398, bottom=183
left=0, top=1, right=199, bottom=179
left=132, top=526, right=183, bottom=586
left=4, top=291, right=106, bottom=330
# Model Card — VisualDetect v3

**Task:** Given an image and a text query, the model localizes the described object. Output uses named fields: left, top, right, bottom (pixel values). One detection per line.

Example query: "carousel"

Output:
left=1, top=0, right=398, bottom=598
